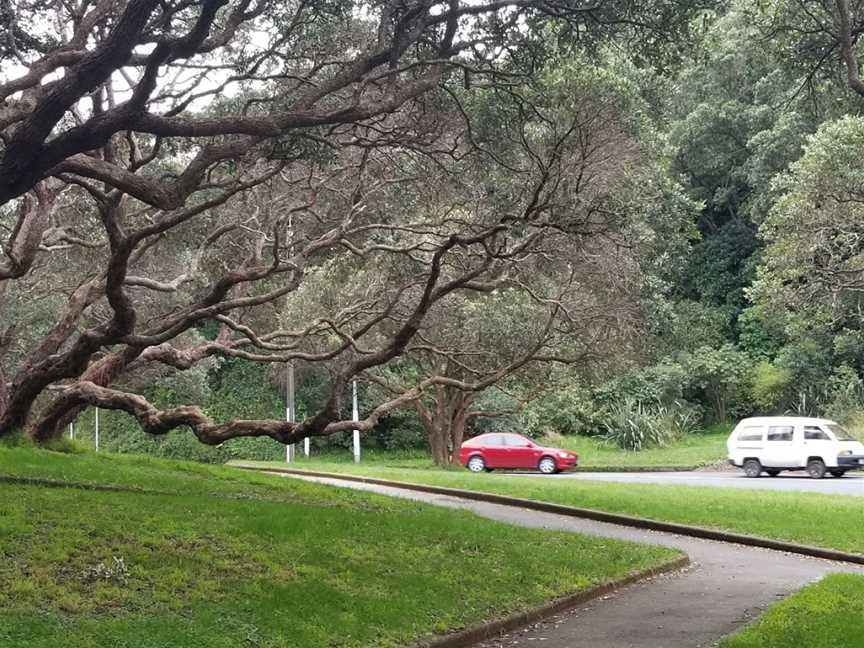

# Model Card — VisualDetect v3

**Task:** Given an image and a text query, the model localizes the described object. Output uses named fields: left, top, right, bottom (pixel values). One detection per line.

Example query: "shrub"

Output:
left=600, top=398, right=701, bottom=451
left=750, top=361, right=792, bottom=413
left=520, top=385, right=603, bottom=437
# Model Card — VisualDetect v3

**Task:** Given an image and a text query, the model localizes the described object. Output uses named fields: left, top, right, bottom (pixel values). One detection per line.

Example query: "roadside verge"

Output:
left=235, top=465, right=864, bottom=566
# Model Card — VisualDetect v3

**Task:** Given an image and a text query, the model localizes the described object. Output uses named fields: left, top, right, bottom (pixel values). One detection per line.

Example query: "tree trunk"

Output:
left=414, top=388, right=472, bottom=466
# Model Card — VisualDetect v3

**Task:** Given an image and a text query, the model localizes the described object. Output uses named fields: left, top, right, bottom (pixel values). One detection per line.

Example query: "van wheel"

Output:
left=765, top=469, right=780, bottom=477
left=829, top=469, right=846, bottom=478
left=743, top=459, right=762, bottom=478
left=806, top=459, right=826, bottom=479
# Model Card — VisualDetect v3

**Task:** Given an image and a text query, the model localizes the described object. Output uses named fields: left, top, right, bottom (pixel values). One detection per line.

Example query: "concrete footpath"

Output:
left=282, top=474, right=864, bottom=648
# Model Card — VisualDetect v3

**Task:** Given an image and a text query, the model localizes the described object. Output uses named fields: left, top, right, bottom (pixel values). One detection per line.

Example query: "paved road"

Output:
left=280, top=473, right=863, bottom=648
left=504, top=470, right=864, bottom=496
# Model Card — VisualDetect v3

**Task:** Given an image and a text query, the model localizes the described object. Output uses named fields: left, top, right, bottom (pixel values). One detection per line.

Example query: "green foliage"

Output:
left=681, top=344, right=753, bottom=421
left=600, top=399, right=701, bottom=450
left=752, top=116, right=864, bottom=320
left=652, top=299, right=734, bottom=357
left=749, top=361, right=792, bottom=413
left=735, top=307, right=785, bottom=359
left=520, top=385, right=602, bottom=438
left=677, top=219, right=760, bottom=308
left=597, top=361, right=689, bottom=407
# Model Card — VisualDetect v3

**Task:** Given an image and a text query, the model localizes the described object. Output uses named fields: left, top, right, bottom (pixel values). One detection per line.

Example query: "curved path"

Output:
left=281, top=474, right=863, bottom=648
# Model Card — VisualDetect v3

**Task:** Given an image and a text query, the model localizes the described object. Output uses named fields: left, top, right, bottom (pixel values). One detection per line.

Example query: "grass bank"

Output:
left=550, top=426, right=730, bottom=467
left=719, top=573, right=864, bottom=648
left=261, top=427, right=732, bottom=471
left=236, top=460, right=864, bottom=556
left=0, top=447, right=678, bottom=648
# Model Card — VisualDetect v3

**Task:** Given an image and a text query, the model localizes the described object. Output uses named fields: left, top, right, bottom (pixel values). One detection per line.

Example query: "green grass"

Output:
left=551, top=426, right=730, bottom=467
left=238, top=460, right=864, bottom=556
left=0, top=447, right=678, bottom=648
left=719, top=573, right=864, bottom=648
left=253, top=427, right=732, bottom=471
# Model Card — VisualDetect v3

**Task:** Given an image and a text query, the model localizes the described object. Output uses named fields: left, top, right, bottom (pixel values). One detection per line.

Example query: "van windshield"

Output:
left=826, top=424, right=857, bottom=442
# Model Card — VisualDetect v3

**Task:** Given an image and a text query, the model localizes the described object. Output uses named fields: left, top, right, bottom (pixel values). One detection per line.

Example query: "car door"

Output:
left=762, top=424, right=796, bottom=467
left=504, top=434, right=541, bottom=469
left=481, top=434, right=509, bottom=468
left=802, top=425, right=835, bottom=467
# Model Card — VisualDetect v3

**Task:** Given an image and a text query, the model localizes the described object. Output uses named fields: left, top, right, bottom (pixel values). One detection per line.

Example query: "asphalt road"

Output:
left=505, top=469, right=864, bottom=496
left=282, top=473, right=864, bottom=648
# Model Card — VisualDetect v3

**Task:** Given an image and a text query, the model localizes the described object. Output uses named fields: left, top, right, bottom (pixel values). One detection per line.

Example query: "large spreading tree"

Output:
left=0, top=0, right=703, bottom=447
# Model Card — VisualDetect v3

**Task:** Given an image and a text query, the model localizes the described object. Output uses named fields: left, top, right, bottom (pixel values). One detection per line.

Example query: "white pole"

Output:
left=95, top=407, right=100, bottom=452
left=303, top=437, right=310, bottom=457
left=68, top=422, right=74, bottom=440
left=284, top=212, right=297, bottom=464
left=352, top=380, right=360, bottom=463
left=286, top=361, right=295, bottom=463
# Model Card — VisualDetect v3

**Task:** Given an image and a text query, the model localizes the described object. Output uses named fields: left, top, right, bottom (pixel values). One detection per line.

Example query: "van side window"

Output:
left=803, top=426, right=830, bottom=441
left=737, top=426, right=764, bottom=441
left=766, top=426, right=793, bottom=441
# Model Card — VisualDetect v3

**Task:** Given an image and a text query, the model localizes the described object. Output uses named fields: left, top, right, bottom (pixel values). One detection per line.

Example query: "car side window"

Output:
left=484, top=435, right=505, bottom=446
left=504, top=435, right=531, bottom=447
left=804, top=426, right=830, bottom=441
left=737, top=426, right=764, bottom=441
left=766, top=426, right=793, bottom=441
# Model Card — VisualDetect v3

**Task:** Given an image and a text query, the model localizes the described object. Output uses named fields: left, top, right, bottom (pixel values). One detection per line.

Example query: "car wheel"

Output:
left=467, top=456, right=486, bottom=473
left=806, top=459, right=826, bottom=479
left=829, top=469, right=846, bottom=478
left=765, top=469, right=780, bottom=477
left=743, top=459, right=762, bottom=478
left=538, top=456, right=558, bottom=474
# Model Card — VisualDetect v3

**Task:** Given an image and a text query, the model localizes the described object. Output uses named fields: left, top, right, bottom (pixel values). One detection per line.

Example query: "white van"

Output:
left=727, top=416, right=864, bottom=478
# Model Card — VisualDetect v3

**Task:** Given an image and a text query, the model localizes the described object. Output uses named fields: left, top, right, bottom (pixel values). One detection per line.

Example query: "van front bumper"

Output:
left=837, top=455, right=864, bottom=468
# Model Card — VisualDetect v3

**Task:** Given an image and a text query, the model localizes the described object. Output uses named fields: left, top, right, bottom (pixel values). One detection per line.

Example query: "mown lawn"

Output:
left=238, top=461, right=864, bottom=555
left=551, top=427, right=730, bottom=467
left=719, top=573, right=864, bottom=648
left=0, top=447, right=678, bottom=648
left=278, top=428, right=732, bottom=470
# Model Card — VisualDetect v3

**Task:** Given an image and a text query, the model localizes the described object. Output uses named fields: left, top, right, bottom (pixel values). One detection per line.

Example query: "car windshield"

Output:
left=826, top=424, right=857, bottom=442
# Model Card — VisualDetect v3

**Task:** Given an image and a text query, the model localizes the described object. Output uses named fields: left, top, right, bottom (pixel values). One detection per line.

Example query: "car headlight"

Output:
left=558, top=451, right=570, bottom=458
left=839, top=450, right=853, bottom=456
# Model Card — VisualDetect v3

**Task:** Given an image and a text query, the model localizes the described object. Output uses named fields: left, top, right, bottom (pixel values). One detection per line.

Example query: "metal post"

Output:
left=352, top=379, right=360, bottom=463
left=68, top=422, right=74, bottom=440
left=303, top=436, right=310, bottom=457
left=285, top=211, right=297, bottom=464
left=94, top=407, right=100, bottom=452
left=286, top=361, right=295, bottom=463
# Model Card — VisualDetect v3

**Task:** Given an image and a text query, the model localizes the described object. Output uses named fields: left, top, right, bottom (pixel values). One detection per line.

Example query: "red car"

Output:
left=459, top=433, right=579, bottom=474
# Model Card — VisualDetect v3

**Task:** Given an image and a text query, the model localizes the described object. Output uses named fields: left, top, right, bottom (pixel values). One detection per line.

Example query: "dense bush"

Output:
left=520, top=385, right=602, bottom=437
left=749, top=361, right=792, bottom=413
left=600, top=399, right=702, bottom=450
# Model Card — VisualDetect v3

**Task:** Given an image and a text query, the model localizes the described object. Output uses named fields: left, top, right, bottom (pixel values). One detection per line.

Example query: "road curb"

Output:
left=408, top=555, right=690, bottom=648
left=570, top=465, right=698, bottom=472
left=236, top=465, right=864, bottom=566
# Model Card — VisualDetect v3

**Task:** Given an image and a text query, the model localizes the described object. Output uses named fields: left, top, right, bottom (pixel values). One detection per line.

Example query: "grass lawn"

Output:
left=236, top=460, right=864, bottom=556
left=719, top=573, right=864, bottom=648
left=239, top=427, right=732, bottom=471
left=0, top=447, right=678, bottom=648
left=551, top=427, right=730, bottom=468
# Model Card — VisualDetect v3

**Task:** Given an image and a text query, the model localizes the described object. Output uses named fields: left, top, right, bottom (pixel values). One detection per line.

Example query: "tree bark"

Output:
left=415, top=387, right=472, bottom=465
